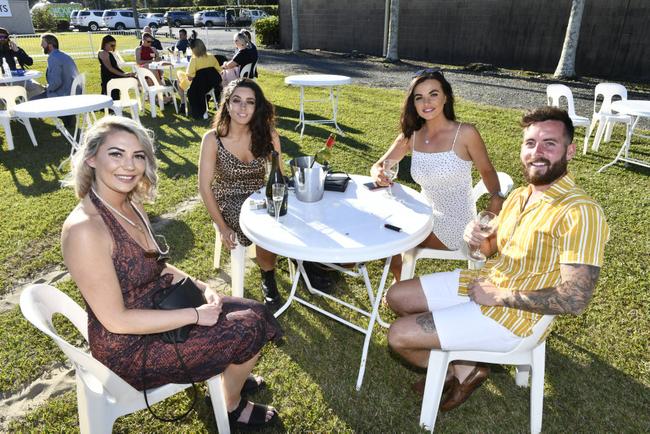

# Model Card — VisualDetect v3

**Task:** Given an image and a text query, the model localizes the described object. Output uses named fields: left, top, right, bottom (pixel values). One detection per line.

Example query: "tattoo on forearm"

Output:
left=503, top=265, right=600, bottom=315
left=416, top=313, right=436, bottom=334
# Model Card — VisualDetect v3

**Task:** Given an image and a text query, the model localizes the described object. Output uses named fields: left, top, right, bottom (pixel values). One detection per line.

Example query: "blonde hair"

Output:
left=62, top=116, right=158, bottom=203
left=190, top=38, right=207, bottom=57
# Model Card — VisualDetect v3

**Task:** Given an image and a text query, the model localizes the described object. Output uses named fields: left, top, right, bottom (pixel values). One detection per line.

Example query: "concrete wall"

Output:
left=279, top=0, right=650, bottom=81
left=0, top=0, right=34, bottom=34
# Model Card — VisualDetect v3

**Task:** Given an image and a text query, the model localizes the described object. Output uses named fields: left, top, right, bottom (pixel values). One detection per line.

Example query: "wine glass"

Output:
left=467, top=211, right=497, bottom=262
left=382, top=159, right=399, bottom=199
left=272, top=183, right=285, bottom=222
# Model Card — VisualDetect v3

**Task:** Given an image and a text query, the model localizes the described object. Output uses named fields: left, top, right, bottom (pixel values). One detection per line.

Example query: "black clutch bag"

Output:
left=152, top=277, right=206, bottom=344
left=324, top=172, right=351, bottom=192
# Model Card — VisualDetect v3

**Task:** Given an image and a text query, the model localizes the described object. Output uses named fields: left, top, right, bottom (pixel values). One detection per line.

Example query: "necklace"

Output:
left=91, top=187, right=145, bottom=234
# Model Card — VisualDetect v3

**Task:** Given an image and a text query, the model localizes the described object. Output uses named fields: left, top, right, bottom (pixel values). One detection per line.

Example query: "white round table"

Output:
left=599, top=100, right=650, bottom=172
left=0, top=70, right=41, bottom=85
left=284, top=74, right=352, bottom=138
left=240, top=174, right=433, bottom=390
left=13, top=94, right=113, bottom=169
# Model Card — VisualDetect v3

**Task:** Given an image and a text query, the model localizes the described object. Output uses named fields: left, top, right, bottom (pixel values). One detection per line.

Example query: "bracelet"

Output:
left=193, top=307, right=199, bottom=325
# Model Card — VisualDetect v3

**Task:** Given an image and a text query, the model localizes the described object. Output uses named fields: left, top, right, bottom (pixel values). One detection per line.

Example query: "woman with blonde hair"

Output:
left=177, top=32, right=222, bottom=119
left=61, top=116, right=282, bottom=429
left=221, top=31, right=258, bottom=85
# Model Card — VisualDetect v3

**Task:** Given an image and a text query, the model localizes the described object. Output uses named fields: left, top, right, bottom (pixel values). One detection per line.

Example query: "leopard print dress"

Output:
left=211, top=134, right=266, bottom=246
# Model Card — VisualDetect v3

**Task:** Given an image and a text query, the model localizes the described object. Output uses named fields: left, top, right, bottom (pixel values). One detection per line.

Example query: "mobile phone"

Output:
left=363, top=181, right=387, bottom=190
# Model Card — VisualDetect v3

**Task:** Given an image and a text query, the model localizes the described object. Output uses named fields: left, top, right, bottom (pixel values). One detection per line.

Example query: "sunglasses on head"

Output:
left=412, top=67, right=444, bottom=78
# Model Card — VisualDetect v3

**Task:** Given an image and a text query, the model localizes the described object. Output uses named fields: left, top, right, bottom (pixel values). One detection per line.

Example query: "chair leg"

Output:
left=1, top=117, right=14, bottom=151
left=400, top=248, right=417, bottom=280
left=213, top=231, right=222, bottom=270
left=131, top=104, right=140, bottom=124
left=604, top=120, right=614, bottom=143
left=206, top=375, right=231, bottom=434
left=76, top=378, right=115, bottom=434
left=149, top=92, right=157, bottom=118
left=592, top=120, right=606, bottom=152
left=583, top=117, right=597, bottom=155
left=530, top=342, right=546, bottom=434
left=420, top=350, right=449, bottom=432
left=230, top=244, right=246, bottom=298
left=112, top=106, right=123, bottom=117
left=515, top=365, right=531, bottom=387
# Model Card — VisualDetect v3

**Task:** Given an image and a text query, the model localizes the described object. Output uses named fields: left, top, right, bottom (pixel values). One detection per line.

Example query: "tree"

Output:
left=554, top=0, right=585, bottom=78
left=385, top=0, right=399, bottom=62
left=290, top=0, right=299, bottom=52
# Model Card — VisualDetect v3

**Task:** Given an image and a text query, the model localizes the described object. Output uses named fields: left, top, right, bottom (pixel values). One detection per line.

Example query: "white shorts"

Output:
left=420, top=269, right=522, bottom=352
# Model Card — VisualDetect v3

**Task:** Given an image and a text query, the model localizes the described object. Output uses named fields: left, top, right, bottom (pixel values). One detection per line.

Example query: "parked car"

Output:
left=69, top=10, right=79, bottom=27
left=72, top=10, right=104, bottom=31
left=194, top=10, right=226, bottom=27
left=164, top=11, right=194, bottom=27
left=101, top=10, right=160, bottom=30
left=242, top=9, right=268, bottom=24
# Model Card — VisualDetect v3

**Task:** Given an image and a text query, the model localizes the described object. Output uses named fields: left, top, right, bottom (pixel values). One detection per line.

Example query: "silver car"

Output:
left=194, top=10, right=226, bottom=27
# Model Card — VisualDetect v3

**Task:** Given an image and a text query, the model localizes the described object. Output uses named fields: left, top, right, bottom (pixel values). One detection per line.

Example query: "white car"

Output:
left=242, top=9, right=268, bottom=23
left=194, top=10, right=226, bottom=27
left=73, top=10, right=104, bottom=31
left=101, top=10, right=160, bottom=30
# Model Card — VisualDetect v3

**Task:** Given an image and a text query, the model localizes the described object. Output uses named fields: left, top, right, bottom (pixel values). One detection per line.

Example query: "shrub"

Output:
left=253, top=16, right=279, bottom=47
left=56, top=20, right=70, bottom=31
left=31, top=8, right=58, bottom=32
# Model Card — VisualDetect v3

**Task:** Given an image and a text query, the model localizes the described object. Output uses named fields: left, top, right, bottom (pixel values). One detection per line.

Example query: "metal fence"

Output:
left=12, top=27, right=244, bottom=64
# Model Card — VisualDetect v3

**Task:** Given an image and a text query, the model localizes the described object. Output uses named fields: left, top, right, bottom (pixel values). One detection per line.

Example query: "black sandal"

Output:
left=228, top=397, right=278, bottom=430
left=241, top=374, right=266, bottom=396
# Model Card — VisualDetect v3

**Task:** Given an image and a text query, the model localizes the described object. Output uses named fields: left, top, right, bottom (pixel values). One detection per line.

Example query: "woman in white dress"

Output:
left=371, top=68, right=504, bottom=281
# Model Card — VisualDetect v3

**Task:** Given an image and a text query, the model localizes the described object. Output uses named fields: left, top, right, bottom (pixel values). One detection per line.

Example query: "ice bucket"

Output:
left=290, top=156, right=327, bottom=202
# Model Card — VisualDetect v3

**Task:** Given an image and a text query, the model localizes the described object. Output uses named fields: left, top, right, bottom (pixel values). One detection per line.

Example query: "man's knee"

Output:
left=387, top=318, right=413, bottom=353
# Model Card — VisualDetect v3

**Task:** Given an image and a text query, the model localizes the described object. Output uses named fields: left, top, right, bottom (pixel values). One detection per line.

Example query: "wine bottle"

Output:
left=265, top=150, right=288, bottom=217
left=314, top=133, right=336, bottom=166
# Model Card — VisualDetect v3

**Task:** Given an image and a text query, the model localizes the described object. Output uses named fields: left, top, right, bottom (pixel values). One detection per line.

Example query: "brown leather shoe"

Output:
left=440, top=365, right=490, bottom=412
left=412, top=373, right=456, bottom=397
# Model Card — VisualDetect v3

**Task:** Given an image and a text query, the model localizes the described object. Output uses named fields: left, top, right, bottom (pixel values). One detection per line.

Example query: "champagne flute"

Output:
left=272, top=183, right=285, bottom=222
left=467, top=211, right=497, bottom=262
left=383, top=159, right=399, bottom=199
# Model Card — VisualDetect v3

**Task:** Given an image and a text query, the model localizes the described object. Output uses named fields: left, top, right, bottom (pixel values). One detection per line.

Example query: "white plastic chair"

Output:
left=136, top=67, right=178, bottom=118
left=239, top=62, right=256, bottom=79
left=419, top=314, right=555, bottom=434
left=20, top=284, right=231, bottom=434
left=0, top=86, right=38, bottom=151
left=584, top=83, right=632, bottom=154
left=213, top=222, right=256, bottom=298
left=546, top=84, right=590, bottom=150
left=70, top=73, right=86, bottom=96
left=106, top=77, right=142, bottom=123
left=400, top=172, right=514, bottom=279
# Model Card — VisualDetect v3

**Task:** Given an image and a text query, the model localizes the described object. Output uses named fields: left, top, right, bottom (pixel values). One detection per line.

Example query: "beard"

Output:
left=521, top=155, right=568, bottom=185
left=43, top=47, right=49, bottom=55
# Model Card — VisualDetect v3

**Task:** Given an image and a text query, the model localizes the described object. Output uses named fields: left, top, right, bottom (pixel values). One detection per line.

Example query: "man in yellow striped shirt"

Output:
left=386, top=106, right=609, bottom=412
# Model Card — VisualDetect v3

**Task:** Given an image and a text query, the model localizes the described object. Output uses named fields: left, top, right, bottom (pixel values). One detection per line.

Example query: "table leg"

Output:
left=274, top=260, right=303, bottom=318
left=355, top=256, right=392, bottom=390
left=331, top=86, right=345, bottom=136
left=55, top=117, right=83, bottom=170
left=299, top=86, right=306, bottom=138
left=598, top=115, right=640, bottom=172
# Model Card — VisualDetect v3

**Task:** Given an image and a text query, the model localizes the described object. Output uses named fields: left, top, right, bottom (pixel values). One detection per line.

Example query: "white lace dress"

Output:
left=410, top=123, right=475, bottom=250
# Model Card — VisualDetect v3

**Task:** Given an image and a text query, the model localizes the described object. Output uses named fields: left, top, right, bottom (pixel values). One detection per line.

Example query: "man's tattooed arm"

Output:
left=502, top=264, right=601, bottom=315
left=416, top=312, right=437, bottom=333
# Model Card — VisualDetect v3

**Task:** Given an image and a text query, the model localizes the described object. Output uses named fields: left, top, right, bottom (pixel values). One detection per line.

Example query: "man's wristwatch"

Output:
left=489, top=191, right=506, bottom=199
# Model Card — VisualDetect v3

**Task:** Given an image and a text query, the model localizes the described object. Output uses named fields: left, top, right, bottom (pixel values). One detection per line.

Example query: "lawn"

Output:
left=1, top=56, right=649, bottom=432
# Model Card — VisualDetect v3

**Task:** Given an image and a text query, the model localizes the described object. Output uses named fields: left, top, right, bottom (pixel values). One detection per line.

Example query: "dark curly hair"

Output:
left=212, top=79, right=275, bottom=159
left=400, top=70, right=456, bottom=139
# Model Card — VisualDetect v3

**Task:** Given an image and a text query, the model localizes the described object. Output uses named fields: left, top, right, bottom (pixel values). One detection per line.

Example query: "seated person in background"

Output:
left=221, top=31, right=258, bottom=85
left=371, top=68, right=503, bottom=281
left=37, top=33, right=79, bottom=129
left=177, top=37, right=222, bottom=119
left=240, top=29, right=258, bottom=54
left=98, top=35, right=136, bottom=101
left=135, top=32, right=163, bottom=83
left=140, top=25, right=163, bottom=50
left=0, top=27, right=44, bottom=98
left=386, top=107, right=609, bottom=411
left=175, top=28, right=190, bottom=55
left=61, top=115, right=282, bottom=429
left=40, top=33, right=78, bottom=98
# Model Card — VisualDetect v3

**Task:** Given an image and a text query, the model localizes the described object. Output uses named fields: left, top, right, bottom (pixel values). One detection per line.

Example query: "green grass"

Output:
left=1, top=58, right=649, bottom=432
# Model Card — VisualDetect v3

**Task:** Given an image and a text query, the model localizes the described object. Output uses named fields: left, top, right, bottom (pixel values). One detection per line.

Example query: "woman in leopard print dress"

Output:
left=198, top=79, right=283, bottom=305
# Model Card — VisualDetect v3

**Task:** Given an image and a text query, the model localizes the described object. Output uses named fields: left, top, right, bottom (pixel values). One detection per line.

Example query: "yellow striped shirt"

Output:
left=458, top=173, right=610, bottom=337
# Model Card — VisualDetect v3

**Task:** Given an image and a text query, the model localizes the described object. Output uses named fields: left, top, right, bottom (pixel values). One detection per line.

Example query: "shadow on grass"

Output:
left=0, top=119, right=70, bottom=197
left=274, top=104, right=362, bottom=137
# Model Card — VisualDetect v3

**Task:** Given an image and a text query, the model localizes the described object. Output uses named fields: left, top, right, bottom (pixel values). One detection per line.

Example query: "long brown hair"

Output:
left=212, top=79, right=275, bottom=158
left=400, top=70, right=456, bottom=139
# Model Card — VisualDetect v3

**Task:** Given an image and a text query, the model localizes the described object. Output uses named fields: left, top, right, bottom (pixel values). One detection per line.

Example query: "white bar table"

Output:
left=0, top=70, right=41, bottom=85
left=240, top=175, right=433, bottom=390
left=284, top=74, right=352, bottom=138
left=13, top=94, right=113, bottom=169
left=598, top=100, right=650, bottom=172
